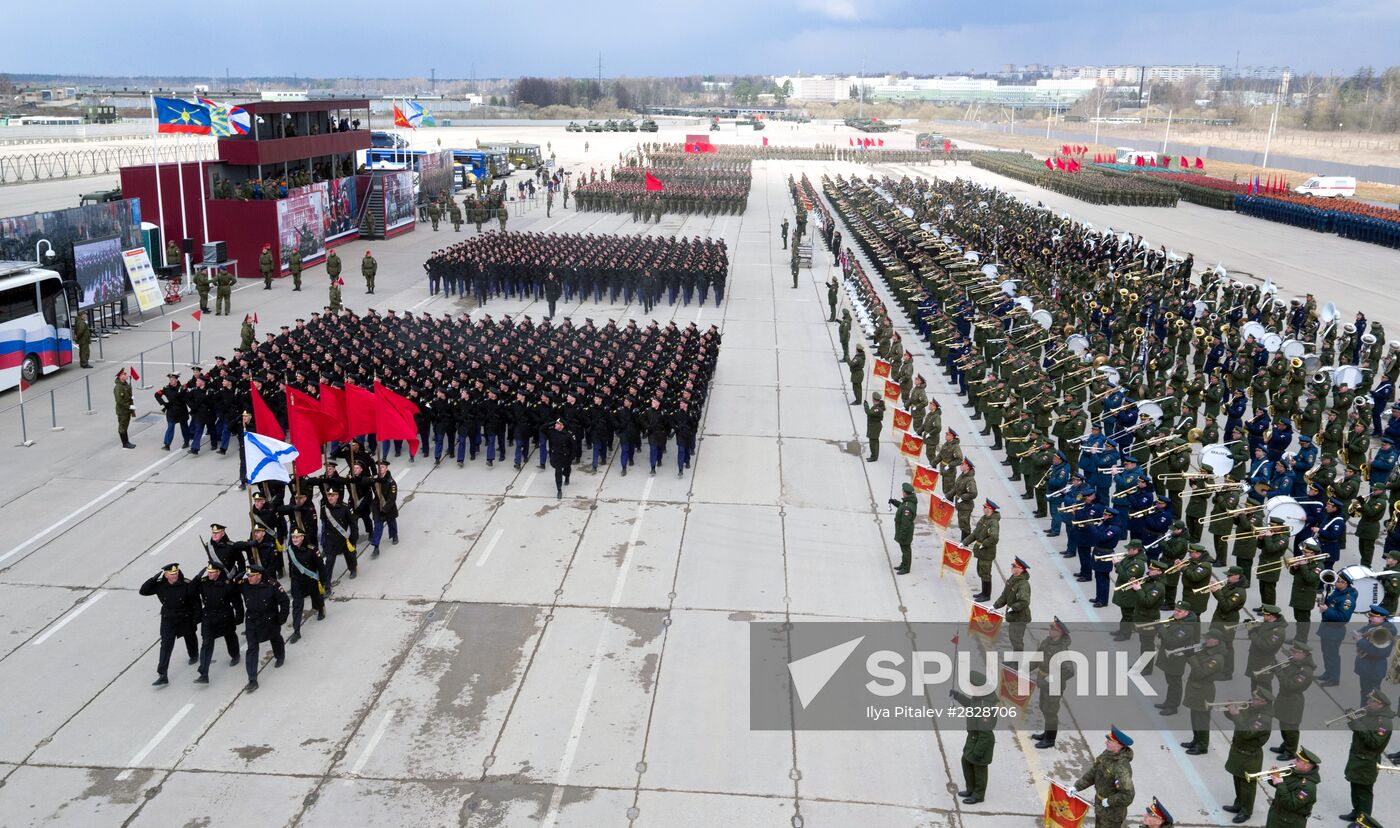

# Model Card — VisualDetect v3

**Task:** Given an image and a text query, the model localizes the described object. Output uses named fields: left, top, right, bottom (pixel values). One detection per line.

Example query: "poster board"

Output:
left=71, top=235, right=127, bottom=309
left=382, top=171, right=416, bottom=232
left=122, top=247, right=163, bottom=311
left=277, top=190, right=326, bottom=267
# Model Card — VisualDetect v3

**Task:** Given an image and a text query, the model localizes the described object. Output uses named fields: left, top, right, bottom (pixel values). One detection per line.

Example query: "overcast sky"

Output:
left=8, top=0, right=1397, bottom=79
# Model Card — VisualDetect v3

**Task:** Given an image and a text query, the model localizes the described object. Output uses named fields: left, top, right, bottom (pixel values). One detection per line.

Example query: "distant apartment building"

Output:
left=1051, top=65, right=1225, bottom=84
left=1231, top=66, right=1289, bottom=80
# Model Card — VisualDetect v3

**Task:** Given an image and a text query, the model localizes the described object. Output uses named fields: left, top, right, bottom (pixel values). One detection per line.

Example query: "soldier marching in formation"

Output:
left=423, top=232, right=728, bottom=309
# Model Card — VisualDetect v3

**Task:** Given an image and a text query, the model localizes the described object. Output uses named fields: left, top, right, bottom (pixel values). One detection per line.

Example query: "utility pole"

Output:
left=430, top=68, right=436, bottom=94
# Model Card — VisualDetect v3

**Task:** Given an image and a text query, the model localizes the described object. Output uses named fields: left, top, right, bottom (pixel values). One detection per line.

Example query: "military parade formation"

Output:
left=422, top=231, right=729, bottom=310
left=810, top=166, right=1400, bottom=826
left=99, top=127, right=1400, bottom=827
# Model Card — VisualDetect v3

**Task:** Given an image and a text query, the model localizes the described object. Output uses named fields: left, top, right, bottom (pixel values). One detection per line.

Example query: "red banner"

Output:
left=1044, top=782, right=1091, bottom=828
left=968, top=603, right=1004, bottom=642
left=912, top=465, right=940, bottom=493
left=941, top=539, right=971, bottom=575
left=873, top=358, right=892, bottom=378
left=929, top=495, right=954, bottom=529
left=900, top=432, right=924, bottom=458
left=998, top=664, right=1035, bottom=709
left=892, top=407, right=913, bottom=432
left=883, top=380, right=901, bottom=401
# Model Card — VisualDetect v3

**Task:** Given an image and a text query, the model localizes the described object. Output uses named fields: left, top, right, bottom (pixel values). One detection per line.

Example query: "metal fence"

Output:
left=932, top=119, right=1400, bottom=187
left=0, top=142, right=218, bottom=184
left=2, top=330, right=200, bottom=446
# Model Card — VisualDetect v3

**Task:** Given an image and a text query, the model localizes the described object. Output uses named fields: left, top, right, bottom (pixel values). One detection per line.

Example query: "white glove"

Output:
left=1101, top=798, right=1109, bottom=808
left=1064, top=788, right=1077, bottom=798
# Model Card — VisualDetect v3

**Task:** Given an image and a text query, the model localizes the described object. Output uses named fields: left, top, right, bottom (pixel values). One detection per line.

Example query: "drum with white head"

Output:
left=1098, top=366, right=1121, bottom=386
left=1281, top=339, right=1307, bottom=360
left=1200, top=443, right=1236, bottom=476
left=1334, top=365, right=1364, bottom=388
left=1262, top=333, right=1284, bottom=353
left=1264, top=495, right=1308, bottom=536
left=1032, top=309, right=1054, bottom=330
left=981, top=263, right=1000, bottom=279
left=1066, top=334, right=1090, bottom=356
left=1138, top=401, right=1164, bottom=423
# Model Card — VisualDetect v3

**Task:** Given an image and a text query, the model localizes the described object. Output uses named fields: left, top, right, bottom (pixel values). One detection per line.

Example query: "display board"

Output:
left=418, top=150, right=454, bottom=201
left=71, top=235, right=127, bottom=308
left=277, top=190, right=326, bottom=267
left=382, top=171, right=416, bottom=232
left=325, top=176, right=358, bottom=241
left=122, top=247, right=164, bottom=311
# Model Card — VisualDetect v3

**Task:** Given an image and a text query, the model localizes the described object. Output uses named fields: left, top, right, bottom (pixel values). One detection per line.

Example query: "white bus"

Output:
left=0, top=262, right=73, bottom=391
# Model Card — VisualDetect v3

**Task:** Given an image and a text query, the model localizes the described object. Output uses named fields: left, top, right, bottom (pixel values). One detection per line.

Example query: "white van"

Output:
left=1293, top=176, right=1356, bottom=198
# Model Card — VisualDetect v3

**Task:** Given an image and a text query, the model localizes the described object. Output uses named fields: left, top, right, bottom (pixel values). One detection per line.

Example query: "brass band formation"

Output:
left=805, top=169, right=1400, bottom=827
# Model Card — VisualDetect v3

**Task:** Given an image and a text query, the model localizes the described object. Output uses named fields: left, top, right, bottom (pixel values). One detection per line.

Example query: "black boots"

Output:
left=120, top=431, right=136, bottom=449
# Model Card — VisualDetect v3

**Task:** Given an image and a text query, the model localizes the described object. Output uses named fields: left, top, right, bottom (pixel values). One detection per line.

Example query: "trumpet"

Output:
left=1378, top=762, right=1400, bottom=773
left=1162, top=558, right=1192, bottom=574
left=1115, top=575, right=1152, bottom=591
left=1129, top=505, right=1157, bottom=519
left=1164, top=642, right=1205, bottom=656
left=1193, top=579, right=1226, bottom=594
left=1325, top=707, right=1369, bottom=726
left=1250, top=658, right=1293, bottom=677
left=1073, top=516, right=1109, bottom=526
left=1245, top=766, right=1294, bottom=781
left=1095, top=550, right=1129, bottom=562
left=1136, top=617, right=1175, bottom=628
left=1205, top=699, right=1253, bottom=709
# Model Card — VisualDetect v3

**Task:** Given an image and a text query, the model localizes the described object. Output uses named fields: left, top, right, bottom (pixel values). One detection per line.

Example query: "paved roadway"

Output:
left=1, top=123, right=1397, bottom=827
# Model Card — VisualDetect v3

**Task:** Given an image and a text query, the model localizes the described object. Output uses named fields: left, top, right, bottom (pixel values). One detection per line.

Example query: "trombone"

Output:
left=1135, top=617, right=1174, bottom=629
left=1205, top=698, right=1253, bottom=709
left=1245, top=766, right=1293, bottom=781
left=1255, top=552, right=1326, bottom=576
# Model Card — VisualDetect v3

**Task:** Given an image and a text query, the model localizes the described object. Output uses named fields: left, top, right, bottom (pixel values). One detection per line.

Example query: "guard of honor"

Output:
left=423, top=231, right=728, bottom=309
left=813, top=167, right=1400, bottom=823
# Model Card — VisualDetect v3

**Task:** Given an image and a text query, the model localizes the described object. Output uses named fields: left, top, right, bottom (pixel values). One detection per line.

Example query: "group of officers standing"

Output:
left=808, top=166, right=1400, bottom=826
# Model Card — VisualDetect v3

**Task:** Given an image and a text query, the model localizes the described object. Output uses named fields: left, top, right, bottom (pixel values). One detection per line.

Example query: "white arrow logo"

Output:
left=788, top=636, right=865, bottom=708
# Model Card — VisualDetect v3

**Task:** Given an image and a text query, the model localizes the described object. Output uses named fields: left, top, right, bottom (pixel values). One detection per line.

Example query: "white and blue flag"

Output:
left=243, top=432, right=299, bottom=484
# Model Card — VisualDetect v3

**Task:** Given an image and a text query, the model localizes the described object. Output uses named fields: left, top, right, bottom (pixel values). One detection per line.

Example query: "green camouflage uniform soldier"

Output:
left=779, top=217, right=789, bottom=249
left=848, top=344, right=865, bottom=403
left=193, top=266, right=211, bottom=313
left=1157, top=522, right=1189, bottom=606
left=213, top=268, right=235, bottom=316
left=992, top=556, right=1031, bottom=650
left=114, top=367, right=136, bottom=449
left=837, top=310, right=852, bottom=361
left=950, top=460, right=979, bottom=540
left=1223, top=689, right=1274, bottom=821
left=826, top=277, right=838, bottom=321
left=74, top=310, right=93, bottom=368
left=1341, top=690, right=1393, bottom=823
left=1354, top=489, right=1387, bottom=566
left=1072, top=727, right=1136, bottom=828
left=1256, top=518, right=1289, bottom=605
left=427, top=200, right=441, bottom=230
left=1182, top=631, right=1227, bottom=753
left=326, top=249, right=342, bottom=285
left=887, top=482, right=917, bottom=574
left=1111, top=541, right=1148, bottom=640
left=1030, top=618, right=1074, bottom=749
left=951, top=672, right=998, bottom=805
left=165, top=239, right=181, bottom=272
left=239, top=315, right=255, bottom=351
left=789, top=253, right=799, bottom=289
left=258, top=244, right=274, bottom=289
left=863, top=392, right=885, bottom=461
left=329, top=279, right=343, bottom=312
left=969, top=500, right=1001, bottom=601
left=497, top=207, right=508, bottom=232
left=1262, top=747, right=1320, bottom=828
left=361, top=250, right=377, bottom=295
left=288, top=248, right=303, bottom=291
left=450, top=200, right=464, bottom=230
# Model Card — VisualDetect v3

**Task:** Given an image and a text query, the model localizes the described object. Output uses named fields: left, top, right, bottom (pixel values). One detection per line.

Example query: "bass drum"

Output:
left=1137, top=401, right=1164, bottom=423
left=1281, top=339, right=1307, bottom=359
left=1200, top=443, right=1236, bottom=476
left=1066, top=334, right=1090, bottom=355
left=1334, top=365, right=1364, bottom=388
left=1263, top=495, right=1308, bottom=536
left=1031, top=309, right=1054, bottom=330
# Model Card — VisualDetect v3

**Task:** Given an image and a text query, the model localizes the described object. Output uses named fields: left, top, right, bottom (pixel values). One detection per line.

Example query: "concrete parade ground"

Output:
left=1, top=121, right=1398, bottom=827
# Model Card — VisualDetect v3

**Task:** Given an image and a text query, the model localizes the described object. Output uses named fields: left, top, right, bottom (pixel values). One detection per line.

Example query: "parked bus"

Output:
left=451, top=149, right=511, bottom=180
left=0, top=262, right=73, bottom=391
left=362, top=148, right=425, bottom=170
left=477, top=142, right=542, bottom=170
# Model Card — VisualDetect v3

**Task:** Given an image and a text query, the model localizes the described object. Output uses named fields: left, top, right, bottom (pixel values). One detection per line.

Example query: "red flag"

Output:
left=1061, top=144, right=1070, bottom=155
left=19, top=376, right=31, bottom=393
left=644, top=172, right=664, bottom=192
left=968, top=603, right=1004, bottom=642
left=761, top=136, right=768, bottom=146
left=941, top=539, right=971, bottom=574
left=1148, top=156, right=1157, bottom=166
left=287, top=400, right=338, bottom=477
left=1195, top=156, right=1204, bottom=169
left=848, top=137, right=854, bottom=146
left=1180, top=155, right=1189, bottom=168
left=882, top=380, right=901, bottom=401
left=373, top=380, right=421, bottom=456
left=998, top=664, right=1035, bottom=708
left=1044, top=157, right=1054, bottom=170
left=892, top=407, right=913, bottom=432
left=1045, top=782, right=1091, bottom=827
left=129, top=365, right=140, bottom=381
left=191, top=310, right=202, bottom=322
left=1054, top=157, right=1065, bottom=170
left=928, top=495, right=954, bottom=529
left=318, top=382, right=351, bottom=442
left=873, top=358, right=892, bottom=378
left=700, top=141, right=717, bottom=153
left=877, top=138, right=884, bottom=147
left=252, top=312, right=258, bottom=324
left=899, top=432, right=924, bottom=458
left=170, top=320, right=180, bottom=332
left=1135, top=155, right=1145, bottom=166
left=249, top=383, right=285, bottom=441
left=943, top=139, right=951, bottom=152
left=912, top=465, right=939, bottom=493
left=344, top=381, right=378, bottom=438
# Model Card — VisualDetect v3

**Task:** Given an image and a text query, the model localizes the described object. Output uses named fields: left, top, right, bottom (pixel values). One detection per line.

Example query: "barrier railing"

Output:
left=3, top=330, right=200, bottom=446
left=0, top=143, right=218, bottom=184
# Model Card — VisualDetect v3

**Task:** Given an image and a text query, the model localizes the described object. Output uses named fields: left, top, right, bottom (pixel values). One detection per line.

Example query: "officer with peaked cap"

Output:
left=139, top=563, right=200, bottom=686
